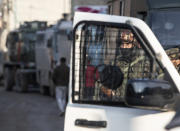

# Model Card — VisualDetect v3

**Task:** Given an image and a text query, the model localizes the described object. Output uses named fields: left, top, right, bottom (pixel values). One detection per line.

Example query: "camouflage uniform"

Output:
left=99, top=47, right=180, bottom=100
left=116, top=47, right=152, bottom=98
left=165, top=47, right=180, bottom=73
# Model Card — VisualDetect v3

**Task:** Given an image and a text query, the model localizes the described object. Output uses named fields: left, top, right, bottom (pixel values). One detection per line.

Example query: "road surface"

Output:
left=0, top=87, right=64, bottom=131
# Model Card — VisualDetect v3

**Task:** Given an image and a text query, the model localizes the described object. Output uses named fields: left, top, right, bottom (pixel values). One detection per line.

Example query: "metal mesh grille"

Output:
left=73, top=22, right=165, bottom=103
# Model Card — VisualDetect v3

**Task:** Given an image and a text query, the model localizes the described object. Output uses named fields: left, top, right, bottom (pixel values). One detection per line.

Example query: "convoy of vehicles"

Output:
left=35, top=20, right=72, bottom=96
left=64, top=12, right=180, bottom=131
left=3, top=0, right=180, bottom=130
left=3, top=18, right=72, bottom=95
left=4, top=21, right=47, bottom=92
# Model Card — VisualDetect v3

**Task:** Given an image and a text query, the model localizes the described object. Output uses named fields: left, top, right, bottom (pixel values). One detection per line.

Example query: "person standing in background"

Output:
left=53, top=57, right=69, bottom=116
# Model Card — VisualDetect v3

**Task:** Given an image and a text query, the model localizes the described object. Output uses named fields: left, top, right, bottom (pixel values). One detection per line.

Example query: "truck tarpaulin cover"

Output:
left=147, top=0, right=180, bottom=9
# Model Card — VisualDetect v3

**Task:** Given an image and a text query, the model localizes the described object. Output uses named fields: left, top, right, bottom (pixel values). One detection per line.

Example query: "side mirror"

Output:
left=125, top=79, right=175, bottom=110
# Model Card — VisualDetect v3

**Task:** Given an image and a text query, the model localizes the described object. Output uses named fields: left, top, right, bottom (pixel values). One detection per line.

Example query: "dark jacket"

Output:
left=53, top=63, right=69, bottom=86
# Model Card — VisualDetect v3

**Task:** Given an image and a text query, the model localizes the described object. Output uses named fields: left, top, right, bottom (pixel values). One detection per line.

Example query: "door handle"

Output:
left=75, top=119, right=107, bottom=128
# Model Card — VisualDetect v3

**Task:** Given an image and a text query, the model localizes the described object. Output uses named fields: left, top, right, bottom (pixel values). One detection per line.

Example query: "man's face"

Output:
left=120, top=31, right=134, bottom=48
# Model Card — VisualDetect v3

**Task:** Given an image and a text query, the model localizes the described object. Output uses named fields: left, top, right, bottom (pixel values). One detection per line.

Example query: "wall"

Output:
left=107, top=0, right=131, bottom=16
left=107, top=0, right=147, bottom=17
left=12, top=0, right=71, bottom=29
left=130, top=0, right=147, bottom=17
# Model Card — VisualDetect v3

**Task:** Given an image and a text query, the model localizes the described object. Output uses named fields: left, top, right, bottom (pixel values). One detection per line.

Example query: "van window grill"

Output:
left=73, top=22, right=165, bottom=104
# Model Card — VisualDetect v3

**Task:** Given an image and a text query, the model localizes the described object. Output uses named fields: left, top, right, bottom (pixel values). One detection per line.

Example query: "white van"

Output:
left=64, top=12, right=180, bottom=131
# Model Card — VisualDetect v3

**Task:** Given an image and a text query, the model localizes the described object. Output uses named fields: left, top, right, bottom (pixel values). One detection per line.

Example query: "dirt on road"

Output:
left=0, top=87, right=64, bottom=131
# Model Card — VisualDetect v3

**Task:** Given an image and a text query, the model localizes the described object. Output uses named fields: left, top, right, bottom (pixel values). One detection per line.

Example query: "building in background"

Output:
left=12, top=0, right=71, bottom=29
left=71, top=0, right=109, bottom=16
left=0, top=0, right=12, bottom=52
left=107, top=0, right=147, bottom=19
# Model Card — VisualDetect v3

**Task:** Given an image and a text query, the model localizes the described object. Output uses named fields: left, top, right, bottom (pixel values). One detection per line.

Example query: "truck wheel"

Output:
left=40, top=85, right=49, bottom=95
left=15, top=71, right=28, bottom=92
left=21, top=75, right=28, bottom=92
left=4, top=68, right=14, bottom=91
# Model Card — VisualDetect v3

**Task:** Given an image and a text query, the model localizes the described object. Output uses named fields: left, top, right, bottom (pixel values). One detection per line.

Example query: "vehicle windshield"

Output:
left=149, top=10, right=180, bottom=49
left=6, top=32, right=36, bottom=63
left=20, top=32, right=36, bottom=62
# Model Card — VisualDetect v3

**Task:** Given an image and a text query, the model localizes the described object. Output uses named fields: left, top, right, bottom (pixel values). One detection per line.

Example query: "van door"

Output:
left=64, top=12, right=180, bottom=131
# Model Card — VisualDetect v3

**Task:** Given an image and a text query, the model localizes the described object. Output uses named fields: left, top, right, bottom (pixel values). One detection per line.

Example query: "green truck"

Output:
left=4, top=21, right=47, bottom=92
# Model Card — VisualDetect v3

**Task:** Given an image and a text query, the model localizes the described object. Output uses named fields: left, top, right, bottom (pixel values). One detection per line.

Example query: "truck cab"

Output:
left=64, top=12, right=180, bottom=131
left=147, top=0, right=180, bottom=49
left=4, top=21, right=47, bottom=92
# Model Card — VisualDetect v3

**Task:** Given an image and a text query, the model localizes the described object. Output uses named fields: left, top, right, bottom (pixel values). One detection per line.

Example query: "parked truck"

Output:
left=146, top=0, right=180, bottom=47
left=35, top=20, right=72, bottom=96
left=64, top=12, right=180, bottom=131
left=146, top=0, right=180, bottom=72
left=4, top=21, right=47, bottom=92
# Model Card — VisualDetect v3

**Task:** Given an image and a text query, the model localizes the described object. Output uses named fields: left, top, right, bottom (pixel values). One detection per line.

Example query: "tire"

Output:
left=4, top=68, right=14, bottom=91
left=15, top=71, right=28, bottom=92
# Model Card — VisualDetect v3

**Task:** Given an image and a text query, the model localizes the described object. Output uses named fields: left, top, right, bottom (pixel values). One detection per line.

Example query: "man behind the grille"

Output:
left=84, top=57, right=99, bottom=100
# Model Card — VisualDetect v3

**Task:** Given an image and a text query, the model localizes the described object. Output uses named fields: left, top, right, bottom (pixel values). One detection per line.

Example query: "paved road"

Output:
left=0, top=87, right=64, bottom=131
